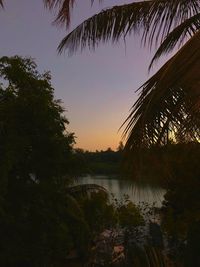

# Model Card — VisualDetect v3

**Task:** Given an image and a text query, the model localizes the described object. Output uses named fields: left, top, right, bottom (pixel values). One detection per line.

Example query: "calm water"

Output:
left=76, top=175, right=166, bottom=207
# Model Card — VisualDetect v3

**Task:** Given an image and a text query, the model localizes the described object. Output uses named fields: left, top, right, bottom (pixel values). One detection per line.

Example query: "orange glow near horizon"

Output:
left=74, top=131, right=122, bottom=151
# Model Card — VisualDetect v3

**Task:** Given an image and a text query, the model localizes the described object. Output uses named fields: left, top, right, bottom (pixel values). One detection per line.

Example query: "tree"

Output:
left=0, top=56, right=75, bottom=184
left=0, top=56, right=91, bottom=266
left=41, top=0, right=200, bottom=154
left=117, top=141, right=124, bottom=152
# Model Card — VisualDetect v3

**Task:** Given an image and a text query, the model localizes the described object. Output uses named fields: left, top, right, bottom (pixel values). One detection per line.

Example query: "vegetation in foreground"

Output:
left=1, top=56, right=200, bottom=267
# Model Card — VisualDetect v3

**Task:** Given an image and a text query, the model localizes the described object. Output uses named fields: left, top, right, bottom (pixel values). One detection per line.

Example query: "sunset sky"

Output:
left=0, top=0, right=166, bottom=151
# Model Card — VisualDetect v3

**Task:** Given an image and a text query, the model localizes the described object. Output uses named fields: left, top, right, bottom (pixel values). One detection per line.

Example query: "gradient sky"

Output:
left=0, top=0, right=166, bottom=151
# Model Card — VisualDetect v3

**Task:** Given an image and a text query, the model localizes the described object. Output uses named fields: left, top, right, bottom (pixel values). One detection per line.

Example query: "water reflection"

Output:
left=76, top=175, right=165, bottom=207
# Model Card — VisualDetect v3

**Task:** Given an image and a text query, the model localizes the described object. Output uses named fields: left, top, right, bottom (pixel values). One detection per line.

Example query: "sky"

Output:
left=0, top=0, right=166, bottom=151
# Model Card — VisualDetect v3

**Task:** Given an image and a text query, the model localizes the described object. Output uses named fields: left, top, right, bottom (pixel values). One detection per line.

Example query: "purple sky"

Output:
left=0, top=0, right=166, bottom=151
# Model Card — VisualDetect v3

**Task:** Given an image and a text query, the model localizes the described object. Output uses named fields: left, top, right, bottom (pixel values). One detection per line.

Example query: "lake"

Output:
left=76, top=175, right=166, bottom=207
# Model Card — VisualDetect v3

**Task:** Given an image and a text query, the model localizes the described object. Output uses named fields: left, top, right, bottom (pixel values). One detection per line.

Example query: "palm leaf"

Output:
left=58, top=0, right=200, bottom=54
left=67, top=183, right=108, bottom=198
left=64, top=193, right=83, bottom=217
left=44, top=0, right=75, bottom=27
left=149, top=12, right=200, bottom=69
left=44, top=0, right=102, bottom=28
left=123, top=30, right=200, bottom=154
left=144, top=245, right=166, bottom=266
left=127, top=243, right=166, bottom=266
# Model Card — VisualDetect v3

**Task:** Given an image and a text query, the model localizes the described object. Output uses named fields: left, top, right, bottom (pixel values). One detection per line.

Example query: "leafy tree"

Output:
left=117, top=141, right=124, bottom=152
left=80, top=191, right=117, bottom=234
left=0, top=56, right=90, bottom=266
left=75, top=148, right=122, bottom=175
left=0, top=56, right=75, bottom=183
left=117, top=201, right=144, bottom=228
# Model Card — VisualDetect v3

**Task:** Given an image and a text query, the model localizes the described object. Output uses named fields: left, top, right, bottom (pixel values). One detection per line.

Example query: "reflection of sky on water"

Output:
left=76, top=176, right=166, bottom=207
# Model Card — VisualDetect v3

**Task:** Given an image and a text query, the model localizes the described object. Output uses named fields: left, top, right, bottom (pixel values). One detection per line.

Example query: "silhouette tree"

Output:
left=0, top=56, right=91, bottom=266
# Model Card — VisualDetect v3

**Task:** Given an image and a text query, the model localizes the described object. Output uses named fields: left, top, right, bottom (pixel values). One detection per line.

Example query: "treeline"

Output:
left=74, top=141, right=200, bottom=182
left=74, top=146, right=123, bottom=176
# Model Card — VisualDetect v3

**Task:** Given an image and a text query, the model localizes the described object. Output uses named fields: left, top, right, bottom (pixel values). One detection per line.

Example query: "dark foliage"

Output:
left=0, top=56, right=90, bottom=267
left=74, top=148, right=123, bottom=176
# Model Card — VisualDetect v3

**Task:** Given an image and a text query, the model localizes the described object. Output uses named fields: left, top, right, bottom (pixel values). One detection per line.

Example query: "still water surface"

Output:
left=76, top=175, right=165, bottom=207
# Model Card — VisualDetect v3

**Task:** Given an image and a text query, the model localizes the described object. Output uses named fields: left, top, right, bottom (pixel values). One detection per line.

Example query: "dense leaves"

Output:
left=75, top=147, right=122, bottom=175
left=0, top=56, right=90, bottom=266
left=0, top=56, right=75, bottom=183
left=161, top=142, right=200, bottom=238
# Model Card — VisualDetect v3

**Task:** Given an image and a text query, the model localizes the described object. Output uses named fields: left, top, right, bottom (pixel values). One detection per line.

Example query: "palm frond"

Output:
left=127, top=243, right=166, bottom=266
left=123, top=30, right=200, bottom=155
left=44, top=0, right=75, bottom=28
left=58, top=0, right=200, bottom=54
left=149, top=12, right=200, bottom=69
left=64, top=193, right=83, bottom=217
left=44, top=0, right=102, bottom=28
left=67, top=183, right=108, bottom=199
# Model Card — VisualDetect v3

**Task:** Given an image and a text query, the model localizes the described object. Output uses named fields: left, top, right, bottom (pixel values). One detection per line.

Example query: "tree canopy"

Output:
left=0, top=56, right=91, bottom=266
left=0, top=56, right=75, bottom=183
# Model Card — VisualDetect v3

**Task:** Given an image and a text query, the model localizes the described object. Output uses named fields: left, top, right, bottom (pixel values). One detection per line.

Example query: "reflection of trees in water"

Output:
left=77, top=176, right=165, bottom=207
left=117, top=179, right=165, bottom=206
